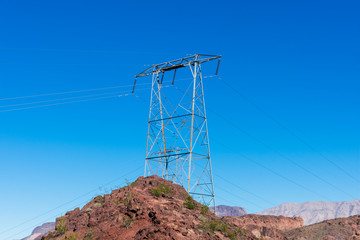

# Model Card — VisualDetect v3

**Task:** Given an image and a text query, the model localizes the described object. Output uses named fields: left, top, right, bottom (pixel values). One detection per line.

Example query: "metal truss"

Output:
left=133, top=54, right=221, bottom=208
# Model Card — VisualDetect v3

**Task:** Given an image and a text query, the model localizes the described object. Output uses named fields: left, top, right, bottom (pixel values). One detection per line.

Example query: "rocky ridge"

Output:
left=258, top=200, right=360, bottom=225
left=286, top=215, right=360, bottom=239
left=224, top=215, right=303, bottom=239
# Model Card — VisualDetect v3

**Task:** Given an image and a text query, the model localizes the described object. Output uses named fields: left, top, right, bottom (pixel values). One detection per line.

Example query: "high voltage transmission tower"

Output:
left=133, top=54, right=221, bottom=207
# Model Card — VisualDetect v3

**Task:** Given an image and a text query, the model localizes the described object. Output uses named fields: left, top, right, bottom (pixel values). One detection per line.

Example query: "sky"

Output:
left=0, top=0, right=359, bottom=239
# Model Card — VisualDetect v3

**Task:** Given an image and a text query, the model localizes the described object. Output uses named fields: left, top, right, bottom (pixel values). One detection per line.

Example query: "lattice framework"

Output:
left=133, top=54, right=221, bottom=207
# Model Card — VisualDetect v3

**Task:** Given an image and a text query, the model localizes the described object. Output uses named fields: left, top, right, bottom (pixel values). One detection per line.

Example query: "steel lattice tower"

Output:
left=133, top=54, right=221, bottom=207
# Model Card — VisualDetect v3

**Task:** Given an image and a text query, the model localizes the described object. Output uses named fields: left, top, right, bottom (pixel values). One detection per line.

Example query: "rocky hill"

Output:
left=258, top=199, right=360, bottom=225
left=211, top=205, right=247, bottom=217
left=39, top=175, right=360, bottom=239
left=41, top=175, right=258, bottom=240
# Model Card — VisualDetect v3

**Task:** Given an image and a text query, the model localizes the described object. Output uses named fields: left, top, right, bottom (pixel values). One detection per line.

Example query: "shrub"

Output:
left=112, top=198, right=121, bottom=205
left=186, top=195, right=193, bottom=201
left=161, top=184, right=173, bottom=194
left=151, top=183, right=173, bottom=197
left=218, top=221, right=228, bottom=233
left=235, top=228, right=246, bottom=236
left=227, top=230, right=237, bottom=240
left=183, top=195, right=196, bottom=210
left=201, top=204, right=209, bottom=214
left=151, top=187, right=162, bottom=197
left=198, top=215, right=206, bottom=222
left=94, top=195, right=105, bottom=205
left=55, top=217, right=67, bottom=235
left=199, top=219, right=228, bottom=233
left=183, top=200, right=196, bottom=210
left=123, top=216, right=133, bottom=227
left=124, top=191, right=134, bottom=206
left=199, top=220, right=246, bottom=240
left=68, top=233, right=78, bottom=240
left=208, top=220, right=219, bottom=232
left=41, top=232, right=55, bottom=239
left=125, top=178, right=136, bottom=187
left=84, top=231, right=94, bottom=240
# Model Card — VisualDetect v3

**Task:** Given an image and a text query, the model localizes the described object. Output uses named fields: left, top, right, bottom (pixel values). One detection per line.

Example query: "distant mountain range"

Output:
left=212, top=200, right=360, bottom=226
left=210, top=204, right=247, bottom=217
left=257, top=199, right=360, bottom=225
left=20, top=222, right=54, bottom=240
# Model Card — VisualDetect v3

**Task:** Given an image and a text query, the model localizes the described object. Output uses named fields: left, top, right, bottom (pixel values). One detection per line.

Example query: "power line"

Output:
left=211, top=138, right=332, bottom=201
left=216, top=191, right=265, bottom=211
left=4, top=175, right=141, bottom=240
left=0, top=83, right=150, bottom=101
left=134, top=94, right=148, bottom=103
left=0, top=95, right=121, bottom=113
left=136, top=73, right=355, bottom=201
left=214, top=174, right=276, bottom=206
left=0, top=84, right=182, bottom=113
left=215, top=184, right=268, bottom=210
left=0, top=89, right=136, bottom=108
left=209, top=108, right=357, bottom=199
left=215, top=195, right=244, bottom=208
left=173, top=83, right=349, bottom=200
left=0, top=166, right=143, bottom=238
left=0, top=74, right=202, bottom=103
left=5, top=198, right=91, bottom=240
left=217, top=76, right=360, bottom=184
left=192, top=160, right=272, bottom=209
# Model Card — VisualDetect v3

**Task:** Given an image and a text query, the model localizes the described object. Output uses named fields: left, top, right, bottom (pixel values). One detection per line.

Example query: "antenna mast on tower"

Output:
left=133, top=54, right=221, bottom=207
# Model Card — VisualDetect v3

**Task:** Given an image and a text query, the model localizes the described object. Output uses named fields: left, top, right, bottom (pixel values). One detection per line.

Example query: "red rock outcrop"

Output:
left=42, top=175, right=257, bottom=240
left=224, top=214, right=303, bottom=239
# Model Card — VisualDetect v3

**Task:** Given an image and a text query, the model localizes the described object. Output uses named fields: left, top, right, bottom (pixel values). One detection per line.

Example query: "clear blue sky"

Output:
left=0, top=0, right=359, bottom=239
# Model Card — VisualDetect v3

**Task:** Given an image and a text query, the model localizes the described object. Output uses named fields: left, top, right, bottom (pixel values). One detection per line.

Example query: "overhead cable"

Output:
left=217, top=76, right=360, bottom=184
left=0, top=166, right=143, bottom=237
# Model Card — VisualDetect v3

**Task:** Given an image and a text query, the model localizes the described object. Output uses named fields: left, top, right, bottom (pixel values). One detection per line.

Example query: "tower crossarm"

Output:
left=132, top=54, right=221, bottom=93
